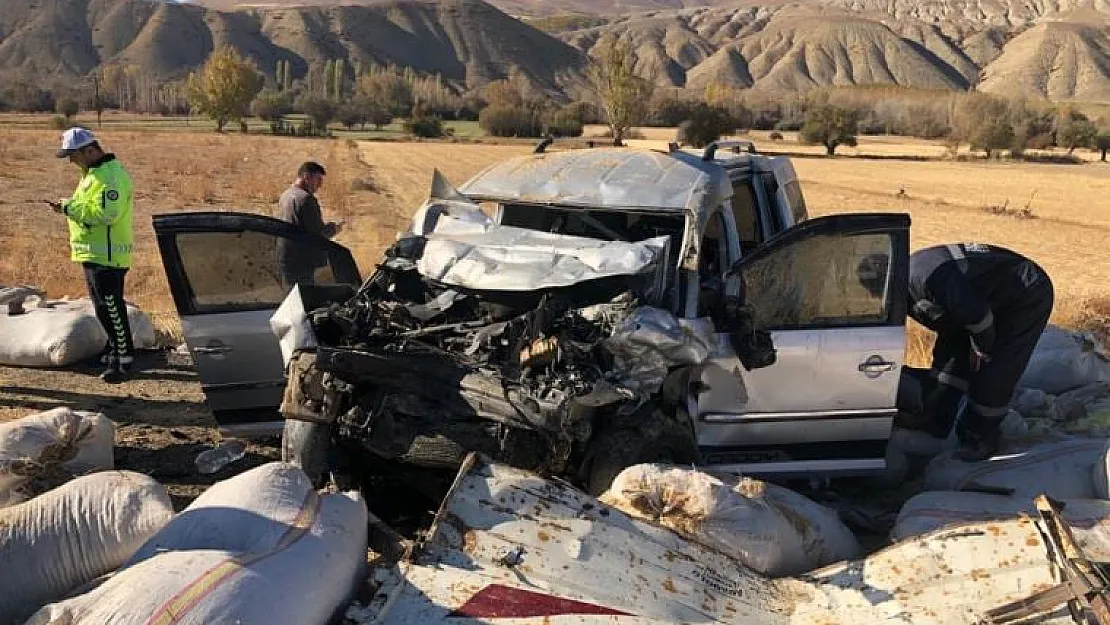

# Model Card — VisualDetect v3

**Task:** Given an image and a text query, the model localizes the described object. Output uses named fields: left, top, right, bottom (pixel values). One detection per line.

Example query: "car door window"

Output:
left=156, top=213, right=361, bottom=316
left=783, top=180, right=808, bottom=225
left=730, top=181, right=763, bottom=252
left=174, top=230, right=352, bottom=313
left=698, top=212, right=729, bottom=317
left=739, top=216, right=908, bottom=331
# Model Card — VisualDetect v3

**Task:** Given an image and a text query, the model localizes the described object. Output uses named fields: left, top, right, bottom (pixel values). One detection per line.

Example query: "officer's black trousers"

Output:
left=83, top=262, right=135, bottom=362
left=931, top=271, right=1054, bottom=430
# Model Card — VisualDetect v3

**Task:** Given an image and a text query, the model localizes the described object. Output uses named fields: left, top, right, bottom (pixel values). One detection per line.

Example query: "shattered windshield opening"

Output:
left=499, top=203, right=685, bottom=246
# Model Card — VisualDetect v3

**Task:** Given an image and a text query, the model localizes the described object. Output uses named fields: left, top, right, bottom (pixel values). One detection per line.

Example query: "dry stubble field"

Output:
left=0, top=125, right=1108, bottom=501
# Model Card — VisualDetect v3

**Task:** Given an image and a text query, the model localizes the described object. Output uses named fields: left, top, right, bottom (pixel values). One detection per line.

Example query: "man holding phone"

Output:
left=276, top=161, right=343, bottom=288
left=48, top=127, right=135, bottom=383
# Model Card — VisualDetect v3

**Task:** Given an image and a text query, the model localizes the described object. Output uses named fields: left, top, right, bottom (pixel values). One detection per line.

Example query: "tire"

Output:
left=585, top=405, right=698, bottom=496
left=281, top=420, right=333, bottom=487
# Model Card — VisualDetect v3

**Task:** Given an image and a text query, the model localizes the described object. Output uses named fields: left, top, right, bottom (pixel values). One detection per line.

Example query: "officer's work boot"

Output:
left=954, top=406, right=1004, bottom=462
left=919, top=381, right=964, bottom=439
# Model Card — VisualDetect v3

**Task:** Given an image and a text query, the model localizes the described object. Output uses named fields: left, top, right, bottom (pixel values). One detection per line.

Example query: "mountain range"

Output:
left=4, top=0, right=1110, bottom=102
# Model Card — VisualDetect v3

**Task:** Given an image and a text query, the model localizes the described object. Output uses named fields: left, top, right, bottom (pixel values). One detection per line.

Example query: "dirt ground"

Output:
left=0, top=350, right=280, bottom=510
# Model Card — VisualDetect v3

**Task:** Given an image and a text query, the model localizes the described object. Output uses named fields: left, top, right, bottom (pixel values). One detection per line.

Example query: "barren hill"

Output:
left=190, top=0, right=742, bottom=17
left=8, top=0, right=1110, bottom=102
left=0, top=0, right=587, bottom=95
left=978, top=19, right=1110, bottom=101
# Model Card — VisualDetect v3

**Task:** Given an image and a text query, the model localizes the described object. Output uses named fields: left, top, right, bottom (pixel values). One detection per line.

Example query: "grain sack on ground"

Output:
left=0, top=471, right=174, bottom=625
left=0, top=298, right=156, bottom=367
left=1018, top=325, right=1110, bottom=394
left=0, top=408, right=114, bottom=509
left=924, top=438, right=1107, bottom=499
left=600, top=464, right=859, bottom=576
left=28, top=462, right=369, bottom=625
left=892, top=490, right=1110, bottom=560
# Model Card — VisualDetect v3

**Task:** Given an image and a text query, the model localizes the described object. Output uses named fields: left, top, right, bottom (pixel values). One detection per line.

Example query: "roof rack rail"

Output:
left=702, top=140, right=757, bottom=161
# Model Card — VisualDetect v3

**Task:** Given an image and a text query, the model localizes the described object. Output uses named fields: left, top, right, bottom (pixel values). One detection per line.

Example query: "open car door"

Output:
left=153, top=212, right=361, bottom=437
left=697, top=212, right=910, bottom=477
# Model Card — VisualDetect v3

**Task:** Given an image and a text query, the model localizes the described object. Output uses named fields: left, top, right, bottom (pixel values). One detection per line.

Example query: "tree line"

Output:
left=6, top=41, right=1110, bottom=160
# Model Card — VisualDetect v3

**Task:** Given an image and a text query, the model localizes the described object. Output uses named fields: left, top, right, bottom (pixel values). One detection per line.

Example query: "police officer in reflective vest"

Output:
left=909, top=243, right=1054, bottom=461
left=48, top=128, right=135, bottom=383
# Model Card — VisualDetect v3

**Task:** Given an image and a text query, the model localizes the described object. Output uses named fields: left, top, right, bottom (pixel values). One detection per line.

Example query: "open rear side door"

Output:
left=153, top=212, right=361, bottom=436
left=697, top=213, right=910, bottom=476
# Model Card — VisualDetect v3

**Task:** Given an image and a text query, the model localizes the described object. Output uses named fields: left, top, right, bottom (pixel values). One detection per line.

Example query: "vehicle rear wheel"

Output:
left=585, top=405, right=698, bottom=497
left=282, top=419, right=333, bottom=487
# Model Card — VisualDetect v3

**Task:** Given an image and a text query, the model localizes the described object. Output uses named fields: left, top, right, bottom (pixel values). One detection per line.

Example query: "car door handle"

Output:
left=858, top=358, right=896, bottom=374
left=194, top=346, right=234, bottom=356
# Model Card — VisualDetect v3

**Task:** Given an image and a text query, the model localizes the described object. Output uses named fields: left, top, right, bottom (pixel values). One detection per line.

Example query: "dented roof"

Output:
left=458, top=148, right=733, bottom=215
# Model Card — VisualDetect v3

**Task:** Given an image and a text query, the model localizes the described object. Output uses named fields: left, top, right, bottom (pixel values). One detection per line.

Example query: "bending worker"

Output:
left=907, top=243, right=1054, bottom=461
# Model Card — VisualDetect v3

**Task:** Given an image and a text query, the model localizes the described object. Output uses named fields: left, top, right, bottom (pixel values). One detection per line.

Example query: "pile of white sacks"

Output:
left=878, top=324, right=1110, bottom=569
left=601, top=325, right=1110, bottom=579
left=0, top=287, right=156, bottom=367
left=0, top=409, right=368, bottom=625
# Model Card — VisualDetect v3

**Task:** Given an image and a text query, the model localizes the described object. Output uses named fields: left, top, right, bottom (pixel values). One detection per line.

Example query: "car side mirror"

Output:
left=718, top=261, right=777, bottom=371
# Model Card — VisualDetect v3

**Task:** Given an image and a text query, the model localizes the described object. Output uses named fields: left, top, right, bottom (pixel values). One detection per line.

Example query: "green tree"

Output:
left=949, top=94, right=1013, bottom=158
left=367, top=102, right=393, bottom=130
left=251, top=90, right=293, bottom=122
left=675, top=103, right=736, bottom=148
left=324, top=60, right=335, bottom=98
left=800, top=104, right=858, bottom=156
left=186, top=47, right=264, bottom=131
left=543, top=105, right=585, bottom=138
left=480, top=106, right=543, bottom=137
left=337, top=99, right=369, bottom=130
left=588, top=38, right=653, bottom=146
left=298, top=94, right=336, bottom=135
left=357, top=69, right=414, bottom=116
left=55, top=96, right=79, bottom=121
left=333, top=59, right=345, bottom=100
left=1056, top=109, right=1098, bottom=154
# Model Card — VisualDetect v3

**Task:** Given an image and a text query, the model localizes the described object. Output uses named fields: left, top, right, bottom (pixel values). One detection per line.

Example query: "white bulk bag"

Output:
left=0, top=471, right=174, bottom=625
left=0, top=408, right=114, bottom=509
left=893, top=490, right=1110, bottom=560
left=735, top=476, right=861, bottom=567
left=29, top=463, right=369, bottom=625
left=1018, top=325, right=1110, bottom=394
left=600, top=464, right=857, bottom=576
left=0, top=298, right=156, bottom=367
left=924, top=438, right=1107, bottom=500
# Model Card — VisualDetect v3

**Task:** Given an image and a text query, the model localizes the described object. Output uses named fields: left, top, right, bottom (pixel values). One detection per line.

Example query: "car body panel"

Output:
left=349, top=455, right=1084, bottom=625
left=695, top=212, right=910, bottom=475
left=152, top=212, right=361, bottom=435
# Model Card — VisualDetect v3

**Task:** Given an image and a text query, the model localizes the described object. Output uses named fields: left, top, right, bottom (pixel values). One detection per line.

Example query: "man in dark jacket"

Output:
left=907, top=243, right=1054, bottom=461
left=276, top=161, right=342, bottom=288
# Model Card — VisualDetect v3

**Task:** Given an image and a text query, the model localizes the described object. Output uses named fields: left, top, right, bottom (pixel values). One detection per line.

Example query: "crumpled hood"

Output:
left=413, top=215, right=668, bottom=292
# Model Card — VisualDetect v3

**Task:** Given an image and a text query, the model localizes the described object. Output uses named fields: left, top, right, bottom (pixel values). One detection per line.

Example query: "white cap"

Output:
left=56, top=127, right=97, bottom=158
